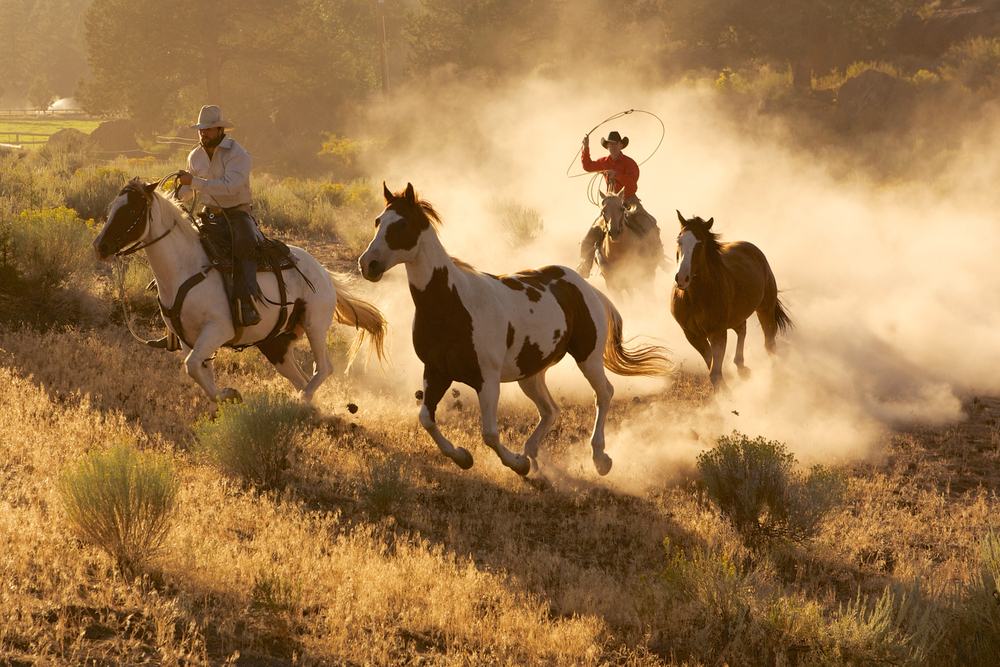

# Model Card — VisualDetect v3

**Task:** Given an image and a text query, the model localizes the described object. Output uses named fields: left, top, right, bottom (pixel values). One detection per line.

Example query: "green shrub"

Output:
left=829, top=584, right=940, bottom=666
left=0, top=153, right=61, bottom=214
left=697, top=431, right=845, bottom=548
left=252, top=567, right=303, bottom=615
left=192, top=391, right=311, bottom=491
left=65, top=166, right=128, bottom=222
left=59, top=443, right=179, bottom=578
left=939, top=37, right=1000, bottom=93
left=936, top=526, right=1000, bottom=664
left=29, top=129, right=98, bottom=177
left=358, top=453, right=410, bottom=518
left=8, top=207, right=97, bottom=290
left=491, top=198, right=544, bottom=249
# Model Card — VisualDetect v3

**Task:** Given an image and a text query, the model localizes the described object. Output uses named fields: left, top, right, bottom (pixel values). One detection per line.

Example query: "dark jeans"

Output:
left=198, top=209, right=260, bottom=303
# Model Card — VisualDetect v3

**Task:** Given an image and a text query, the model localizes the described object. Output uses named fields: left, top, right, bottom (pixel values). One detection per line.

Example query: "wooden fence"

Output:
left=0, top=109, right=88, bottom=117
left=0, top=132, right=48, bottom=147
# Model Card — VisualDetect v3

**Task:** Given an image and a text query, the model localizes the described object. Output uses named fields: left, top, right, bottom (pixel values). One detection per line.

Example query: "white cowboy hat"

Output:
left=189, top=105, right=236, bottom=130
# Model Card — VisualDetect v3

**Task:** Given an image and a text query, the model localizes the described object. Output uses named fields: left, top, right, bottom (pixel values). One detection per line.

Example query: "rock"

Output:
left=88, top=119, right=140, bottom=153
left=836, top=69, right=914, bottom=132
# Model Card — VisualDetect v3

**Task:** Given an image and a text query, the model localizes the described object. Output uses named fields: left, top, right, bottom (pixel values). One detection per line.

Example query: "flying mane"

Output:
left=150, top=187, right=202, bottom=241
left=389, top=187, right=483, bottom=275
left=682, top=216, right=723, bottom=259
left=390, top=187, right=443, bottom=231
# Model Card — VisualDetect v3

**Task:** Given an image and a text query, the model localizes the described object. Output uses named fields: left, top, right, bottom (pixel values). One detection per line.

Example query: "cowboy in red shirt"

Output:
left=576, top=130, right=666, bottom=277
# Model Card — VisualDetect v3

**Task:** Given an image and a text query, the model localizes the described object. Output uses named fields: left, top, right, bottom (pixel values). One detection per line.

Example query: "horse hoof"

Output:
left=452, top=447, right=474, bottom=470
left=509, top=454, right=530, bottom=477
left=593, top=452, right=613, bottom=476
left=738, top=366, right=751, bottom=380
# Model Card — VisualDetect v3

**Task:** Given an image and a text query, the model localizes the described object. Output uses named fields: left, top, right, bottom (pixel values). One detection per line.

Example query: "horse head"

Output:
left=674, top=210, right=715, bottom=290
left=600, top=188, right=628, bottom=241
left=360, top=182, right=441, bottom=282
left=93, top=178, right=158, bottom=261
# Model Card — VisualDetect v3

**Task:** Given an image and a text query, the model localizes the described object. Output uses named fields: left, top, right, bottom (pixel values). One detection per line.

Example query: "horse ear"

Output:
left=676, top=210, right=685, bottom=224
left=404, top=183, right=415, bottom=203
left=142, top=181, right=157, bottom=201
left=705, top=217, right=714, bottom=229
left=383, top=181, right=393, bottom=203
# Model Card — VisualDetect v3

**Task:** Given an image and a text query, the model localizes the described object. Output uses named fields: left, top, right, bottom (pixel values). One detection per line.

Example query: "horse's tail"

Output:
left=595, top=290, right=673, bottom=377
left=774, top=293, right=793, bottom=336
left=329, top=273, right=390, bottom=371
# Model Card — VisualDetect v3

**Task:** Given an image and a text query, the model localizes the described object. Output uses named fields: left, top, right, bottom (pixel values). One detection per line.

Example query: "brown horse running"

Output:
left=670, top=211, right=791, bottom=395
left=595, top=190, right=661, bottom=303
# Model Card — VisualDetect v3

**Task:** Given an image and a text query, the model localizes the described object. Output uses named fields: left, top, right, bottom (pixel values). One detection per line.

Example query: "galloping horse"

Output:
left=595, top=189, right=661, bottom=302
left=359, top=183, right=672, bottom=477
left=670, top=211, right=791, bottom=396
left=93, top=178, right=388, bottom=403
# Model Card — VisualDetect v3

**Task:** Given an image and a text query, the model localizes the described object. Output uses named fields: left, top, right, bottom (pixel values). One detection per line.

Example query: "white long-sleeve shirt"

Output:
left=179, top=136, right=252, bottom=208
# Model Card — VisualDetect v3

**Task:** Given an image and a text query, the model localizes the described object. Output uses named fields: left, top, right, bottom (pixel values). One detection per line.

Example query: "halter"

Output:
left=111, top=182, right=176, bottom=257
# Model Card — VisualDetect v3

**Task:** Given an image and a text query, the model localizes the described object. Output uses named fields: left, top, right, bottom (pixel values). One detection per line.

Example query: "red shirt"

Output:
left=581, top=148, right=640, bottom=198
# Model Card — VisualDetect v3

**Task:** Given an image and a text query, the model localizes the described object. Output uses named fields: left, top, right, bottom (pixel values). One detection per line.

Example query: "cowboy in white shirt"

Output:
left=177, top=105, right=262, bottom=326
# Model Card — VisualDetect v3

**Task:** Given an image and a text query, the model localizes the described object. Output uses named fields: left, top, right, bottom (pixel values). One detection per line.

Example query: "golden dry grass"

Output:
left=2, top=316, right=998, bottom=665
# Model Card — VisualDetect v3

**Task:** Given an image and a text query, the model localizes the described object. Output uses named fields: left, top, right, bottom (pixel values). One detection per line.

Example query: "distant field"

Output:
left=0, top=117, right=103, bottom=146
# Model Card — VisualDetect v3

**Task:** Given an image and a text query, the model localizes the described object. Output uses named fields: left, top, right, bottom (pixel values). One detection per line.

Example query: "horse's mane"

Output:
left=450, top=256, right=482, bottom=277
left=683, top=216, right=723, bottom=258
left=391, top=188, right=443, bottom=232
left=152, top=189, right=201, bottom=241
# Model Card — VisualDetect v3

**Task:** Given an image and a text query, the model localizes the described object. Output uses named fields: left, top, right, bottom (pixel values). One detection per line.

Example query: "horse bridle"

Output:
left=111, top=180, right=177, bottom=257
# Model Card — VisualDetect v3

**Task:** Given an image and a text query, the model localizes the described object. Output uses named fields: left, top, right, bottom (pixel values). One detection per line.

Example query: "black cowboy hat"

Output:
left=601, top=131, right=629, bottom=149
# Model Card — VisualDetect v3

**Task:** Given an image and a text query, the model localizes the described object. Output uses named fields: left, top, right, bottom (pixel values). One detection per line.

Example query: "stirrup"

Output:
left=240, top=301, right=261, bottom=326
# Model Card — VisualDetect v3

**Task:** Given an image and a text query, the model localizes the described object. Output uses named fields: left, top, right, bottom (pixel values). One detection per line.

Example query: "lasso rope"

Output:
left=565, top=109, right=666, bottom=206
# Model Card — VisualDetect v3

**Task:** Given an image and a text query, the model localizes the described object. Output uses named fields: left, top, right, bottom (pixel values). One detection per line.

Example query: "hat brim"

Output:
left=601, top=137, right=629, bottom=149
left=189, top=120, right=236, bottom=130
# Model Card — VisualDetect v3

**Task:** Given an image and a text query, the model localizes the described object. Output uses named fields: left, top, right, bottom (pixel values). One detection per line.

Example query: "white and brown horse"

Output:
left=359, top=183, right=671, bottom=477
left=671, top=211, right=791, bottom=396
left=93, top=178, right=387, bottom=404
left=595, top=189, right=661, bottom=302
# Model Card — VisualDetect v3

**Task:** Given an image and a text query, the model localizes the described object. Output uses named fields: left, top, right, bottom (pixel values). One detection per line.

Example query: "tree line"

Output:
left=1, top=0, right=992, bottom=134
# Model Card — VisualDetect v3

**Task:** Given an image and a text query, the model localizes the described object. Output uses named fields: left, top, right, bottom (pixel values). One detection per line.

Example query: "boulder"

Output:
left=836, top=69, right=914, bottom=132
left=88, top=119, right=140, bottom=153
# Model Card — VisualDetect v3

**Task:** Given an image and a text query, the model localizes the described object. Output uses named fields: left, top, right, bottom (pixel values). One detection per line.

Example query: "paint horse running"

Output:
left=360, top=183, right=672, bottom=477
left=595, top=189, right=666, bottom=302
left=93, top=178, right=388, bottom=403
left=671, top=211, right=791, bottom=396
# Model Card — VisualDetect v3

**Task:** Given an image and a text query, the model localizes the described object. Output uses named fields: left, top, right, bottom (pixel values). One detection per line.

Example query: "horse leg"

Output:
left=682, top=328, right=713, bottom=369
left=418, top=370, right=474, bottom=470
left=299, top=311, right=335, bottom=402
left=477, top=377, right=530, bottom=476
left=258, top=327, right=310, bottom=393
left=271, top=347, right=310, bottom=393
left=517, top=371, right=560, bottom=474
left=577, top=355, right=615, bottom=476
left=707, top=330, right=732, bottom=396
left=757, top=306, right=779, bottom=356
left=733, top=321, right=751, bottom=380
left=185, top=323, right=240, bottom=403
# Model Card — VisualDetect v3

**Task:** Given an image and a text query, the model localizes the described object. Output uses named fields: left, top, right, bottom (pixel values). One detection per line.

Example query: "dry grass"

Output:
left=2, top=163, right=999, bottom=665
left=3, top=319, right=999, bottom=665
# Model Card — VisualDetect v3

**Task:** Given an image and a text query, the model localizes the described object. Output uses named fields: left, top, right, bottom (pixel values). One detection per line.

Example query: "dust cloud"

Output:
left=349, top=71, right=1000, bottom=489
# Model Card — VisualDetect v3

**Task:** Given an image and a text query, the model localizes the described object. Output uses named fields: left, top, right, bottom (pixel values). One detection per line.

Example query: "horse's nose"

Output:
left=362, top=258, right=385, bottom=282
left=93, top=239, right=107, bottom=261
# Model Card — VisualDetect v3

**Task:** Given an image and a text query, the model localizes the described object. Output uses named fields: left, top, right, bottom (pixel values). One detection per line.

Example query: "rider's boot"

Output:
left=240, top=299, right=262, bottom=326
left=146, top=331, right=181, bottom=351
